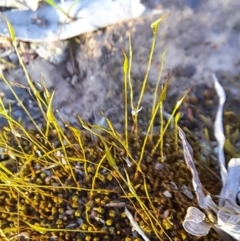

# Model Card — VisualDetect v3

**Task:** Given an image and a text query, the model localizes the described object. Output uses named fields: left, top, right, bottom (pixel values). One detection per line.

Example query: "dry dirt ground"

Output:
left=1, top=0, right=240, bottom=127
left=0, top=1, right=240, bottom=240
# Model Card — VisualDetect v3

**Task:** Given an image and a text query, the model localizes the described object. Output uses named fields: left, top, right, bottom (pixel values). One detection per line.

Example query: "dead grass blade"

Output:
left=212, top=73, right=227, bottom=186
left=178, top=127, right=207, bottom=209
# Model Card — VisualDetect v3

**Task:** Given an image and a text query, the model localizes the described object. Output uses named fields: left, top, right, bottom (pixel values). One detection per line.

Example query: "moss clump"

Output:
left=0, top=15, right=227, bottom=241
left=0, top=116, right=222, bottom=241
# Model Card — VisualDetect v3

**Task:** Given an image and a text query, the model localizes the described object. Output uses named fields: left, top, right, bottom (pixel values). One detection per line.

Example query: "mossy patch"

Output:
left=0, top=15, right=233, bottom=241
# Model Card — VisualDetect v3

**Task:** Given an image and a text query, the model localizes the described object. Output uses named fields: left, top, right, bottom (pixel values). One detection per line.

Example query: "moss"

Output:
left=0, top=15, right=232, bottom=241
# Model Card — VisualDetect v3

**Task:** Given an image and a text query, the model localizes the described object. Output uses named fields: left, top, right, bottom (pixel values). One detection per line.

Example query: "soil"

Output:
left=0, top=0, right=240, bottom=127
left=0, top=1, right=240, bottom=240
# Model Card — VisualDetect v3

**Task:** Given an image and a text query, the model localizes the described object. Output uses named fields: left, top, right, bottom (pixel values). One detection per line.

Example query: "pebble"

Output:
left=163, top=190, right=172, bottom=198
left=71, top=74, right=78, bottom=86
left=8, top=52, right=18, bottom=64
left=170, top=181, right=178, bottom=190
left=66, top=61, right=74, bottom=76
left=154, top=162, right=164, bottom=171
left=30, top=40, right=69, bottom=65
left=181, top=185, right=194, bottom=200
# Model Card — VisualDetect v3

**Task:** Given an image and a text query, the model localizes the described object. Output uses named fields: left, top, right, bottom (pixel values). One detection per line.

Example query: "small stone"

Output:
left=162, top=209, right=170, bottom=218
left=31, top=40, right=69, bottom=65
left=154, top=162, right=164, bottom=171
left=181, top=185, right=194, bottom=199
left=170, top=181, right=178, bottom=190
left=66, top=61, right=74, bottom=75
left=8, top=53, right=18, bottom=64
left=71, top=74, right=78, bottom=86
left=163, top=190, right=172, bottom=198
left=66, top=77, right=71, bottom=82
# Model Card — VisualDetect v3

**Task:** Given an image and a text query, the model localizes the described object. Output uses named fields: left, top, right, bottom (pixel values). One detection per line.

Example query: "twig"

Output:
left=124, top=207, right=150, bottom=241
